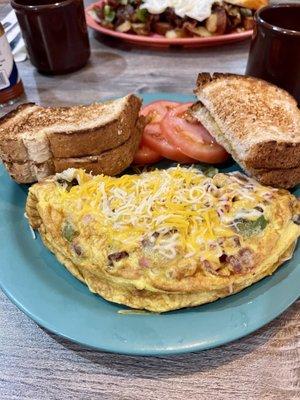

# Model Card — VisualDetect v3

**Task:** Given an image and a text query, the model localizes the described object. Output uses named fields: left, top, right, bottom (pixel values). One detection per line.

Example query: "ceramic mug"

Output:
left=246, top=3, right=300, bottom=104
left=11, top=0, right=90, bottom=75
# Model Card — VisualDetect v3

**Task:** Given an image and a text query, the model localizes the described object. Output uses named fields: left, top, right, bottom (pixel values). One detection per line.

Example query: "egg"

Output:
left=26, top=167, right=300, bottom=312
left=141, top=0, right=217, bottom=22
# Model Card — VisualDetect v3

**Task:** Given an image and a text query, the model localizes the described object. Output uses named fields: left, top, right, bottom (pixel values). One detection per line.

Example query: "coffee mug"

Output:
left=11, top=0, right=90, bottom=75
left=246, top=3, right=300, bottom=104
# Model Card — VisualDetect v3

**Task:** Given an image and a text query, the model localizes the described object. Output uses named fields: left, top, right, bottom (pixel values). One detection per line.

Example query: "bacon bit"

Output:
left=254, top=206, right=263, bottom=212
left=219, top=254, right=227, bottom=263
left=139, top=257, right=149, bottom=268
left=217, top=237, right=225, bottom=246
left=72, top=243, right=83, bottom=256
left=164, top=228, right=178, bottom=236
left=141, top=238, right=151, bottom=247
left=202, top=260, right=220, bottom=276
left=226, top=248, right=254, bottom=274
left=233, top=236, right=241, bottom=247
left=141, top=231, right=159, bottom=247
left=223, top=204, right=230, bottom=213
left=108, top=251, right=129, bottom=265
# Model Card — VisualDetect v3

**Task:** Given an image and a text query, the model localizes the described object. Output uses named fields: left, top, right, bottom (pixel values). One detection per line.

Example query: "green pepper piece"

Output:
left=104, top=5, right=116, bottom=22
left=240, top=8, right=252, bottom=17
left=136, top=8, right=149, bottom=23
left=62, top=221, right=78, bottom=242
left=235, top=215, right=268, bottom=237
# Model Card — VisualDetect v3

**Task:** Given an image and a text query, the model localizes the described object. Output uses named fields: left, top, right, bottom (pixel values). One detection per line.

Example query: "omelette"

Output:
left=26, top=166, right=300, bottom=312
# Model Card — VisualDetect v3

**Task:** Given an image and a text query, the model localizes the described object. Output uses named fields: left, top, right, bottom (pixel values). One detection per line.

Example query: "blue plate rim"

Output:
left=0, top=91, right=299, bottom=356
left=1, top=277, right=299, bottom=356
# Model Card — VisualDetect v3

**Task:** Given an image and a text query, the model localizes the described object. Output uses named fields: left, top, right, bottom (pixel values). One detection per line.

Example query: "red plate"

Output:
left=85, top=2, right=253, bottom=48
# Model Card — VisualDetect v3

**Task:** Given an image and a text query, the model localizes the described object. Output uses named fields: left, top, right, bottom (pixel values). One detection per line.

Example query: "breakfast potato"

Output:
left=205, top=9, right=227, bottom=34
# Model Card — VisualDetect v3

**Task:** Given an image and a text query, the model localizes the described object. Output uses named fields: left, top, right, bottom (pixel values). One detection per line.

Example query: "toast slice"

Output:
left=0, top=94, right=143, bottom=183
left=54, top=120, right=142, bottom=176
left=3, top=118, right=143, bottom=184
left=0, top=94, right=142, bottom=162
left=193, top=73, right=300, bottom=170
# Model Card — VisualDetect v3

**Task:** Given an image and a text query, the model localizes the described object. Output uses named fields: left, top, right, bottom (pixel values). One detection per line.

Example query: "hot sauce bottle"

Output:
left=0, top=22, right=24, bottom=106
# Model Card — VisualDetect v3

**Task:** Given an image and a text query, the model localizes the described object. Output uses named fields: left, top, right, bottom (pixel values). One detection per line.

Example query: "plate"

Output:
left=0, top=92, right=299, bottom=356
left=85, top=2, right=253, bottom=48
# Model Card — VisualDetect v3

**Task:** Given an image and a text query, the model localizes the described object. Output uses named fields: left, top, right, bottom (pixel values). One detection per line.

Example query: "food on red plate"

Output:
left=161, top=103, right=229, bottom=163
left=133, top=142, right=162, bottom=165
left=90, top=0, right=268, bottom=39
left=142, top=123, right=195, bottom=163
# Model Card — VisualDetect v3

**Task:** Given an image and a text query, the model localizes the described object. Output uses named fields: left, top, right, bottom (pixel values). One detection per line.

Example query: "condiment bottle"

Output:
left=0, top=22, right=24, bottom=106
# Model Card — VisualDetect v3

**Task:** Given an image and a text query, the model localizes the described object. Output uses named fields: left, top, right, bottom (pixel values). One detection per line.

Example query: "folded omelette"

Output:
left=26, top=166, right=300, bottom=312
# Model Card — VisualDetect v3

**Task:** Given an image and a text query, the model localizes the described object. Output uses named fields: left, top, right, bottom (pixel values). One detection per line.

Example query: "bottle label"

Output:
left=0, top=35, right=19, bottom=91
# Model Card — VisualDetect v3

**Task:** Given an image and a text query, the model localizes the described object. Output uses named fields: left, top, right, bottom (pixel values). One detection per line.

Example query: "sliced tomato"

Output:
left=133, top=143, right=162, bottom=165
left=161, top=103, right=229, bottom=164
left=140, top=101, right=180, bottom=124
left=142, top=123, right=195, bottom=163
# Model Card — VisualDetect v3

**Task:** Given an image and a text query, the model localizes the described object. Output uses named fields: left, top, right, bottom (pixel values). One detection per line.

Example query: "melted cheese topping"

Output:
left=52, top=167, right=277, bottom=263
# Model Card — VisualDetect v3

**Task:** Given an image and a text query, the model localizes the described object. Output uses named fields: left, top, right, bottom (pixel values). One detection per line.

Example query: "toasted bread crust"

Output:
left=0, top=137, right=29, bottom=162
left=48, top=94, right=142, bottom=158
left=246, top=141, right=300, bottom=170
left=0, top=103, right=38, bottom=162
left=54, top=120, right=143, bottom=176
left=247, top=166, right=300, bottom=189
left=3, top=159, right=55, bottom=184
left=0, top=103, right=36, bottom=126
left=194, top=73, right=300, bottom=169
left=195, top=73, right=295, bottom=100
left=0, top=95, right=143, bottom=183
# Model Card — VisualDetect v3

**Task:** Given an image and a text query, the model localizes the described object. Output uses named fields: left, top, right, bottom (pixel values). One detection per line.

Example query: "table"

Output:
left=0, top=1, right=299, bottom=399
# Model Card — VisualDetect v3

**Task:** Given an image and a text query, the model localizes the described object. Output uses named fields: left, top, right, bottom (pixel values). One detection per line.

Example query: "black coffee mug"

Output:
left=11, top=0, right=90, bottom=75
left=246, top=3, right=300, bottom=104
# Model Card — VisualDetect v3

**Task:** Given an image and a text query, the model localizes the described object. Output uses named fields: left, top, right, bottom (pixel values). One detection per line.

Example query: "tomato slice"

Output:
left=140, top=101, right=180, bottom=124
left=142, top=123, right=195, bottom=163
left=132, top=143, right=162, bottom=165
left=161, top=103, right=229, bottom=164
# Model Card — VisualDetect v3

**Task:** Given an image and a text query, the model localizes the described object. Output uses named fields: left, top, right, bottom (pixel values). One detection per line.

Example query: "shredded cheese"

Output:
left=54, top=167, right=267, bottom=260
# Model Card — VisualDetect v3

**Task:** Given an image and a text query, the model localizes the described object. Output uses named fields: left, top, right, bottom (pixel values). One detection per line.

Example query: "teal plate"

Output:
left=0, top=93, right=299, bottom=356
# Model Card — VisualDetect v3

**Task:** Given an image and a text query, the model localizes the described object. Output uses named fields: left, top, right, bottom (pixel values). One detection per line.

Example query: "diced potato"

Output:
left=191, top=26, right=213, bottom=37
left=165, top=30, right=177, bottom=39
left=228, top=7, right=242, bottom=28
left=116, top=20, right=131, bottom=32
left=131, top=23, right=149, bottom=36
left=153, top=22, right=173, bottom=36
left=165, top=29, right=187, bottom=39
left=228, top=6, right=240, bottom=17
left=243, top=16, right=254, bottom=30
left=205, top=9, right=227, bottom=34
